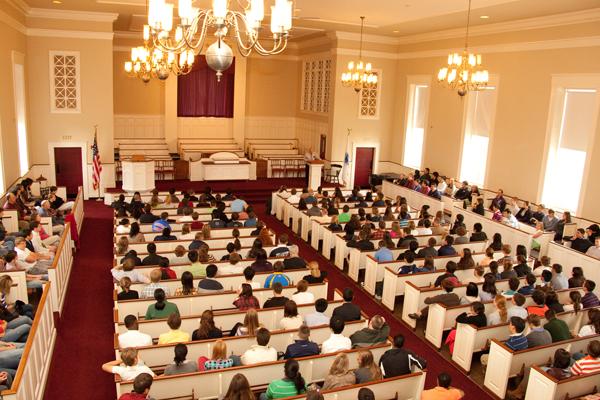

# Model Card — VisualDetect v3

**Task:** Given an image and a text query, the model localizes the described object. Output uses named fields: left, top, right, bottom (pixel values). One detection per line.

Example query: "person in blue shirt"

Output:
left=284, top=324, right=320, bottom=359
left=373, top=241, right=393, bottom=262
left=151, top=212, right=171, bottom=233
left=397, top=252, right=416, bottom=274
left=154, top=227, right=177, bottom=241
left=264, top=261, right=292, bottom=288
left=481, top=316, right=528, bottom=368
left=413, top=256, right=435, bottom=273
left=437, top=235, right=457, bottom=256
left=230, top=196, right=247, bottom=213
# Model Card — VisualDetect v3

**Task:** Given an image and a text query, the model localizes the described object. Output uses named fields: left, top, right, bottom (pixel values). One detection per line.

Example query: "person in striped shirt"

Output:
left=582, top=280, right=600, bottom=308
left=571, top=340, right=600, bottom=375
left=481, top=316, right=528, bottom=368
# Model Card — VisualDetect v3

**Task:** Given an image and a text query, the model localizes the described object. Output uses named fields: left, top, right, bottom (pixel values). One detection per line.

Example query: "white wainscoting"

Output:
left=245, top=116, right=296, bottom=139
left=377, top=161, right=415, bottom=175
left=28, top=164, right=115, bottom=199
left=295, top=117, right=328, bottom=153
left=178, top=117, right=234, bottom=138
left=114, top=114, right=164, bottom=140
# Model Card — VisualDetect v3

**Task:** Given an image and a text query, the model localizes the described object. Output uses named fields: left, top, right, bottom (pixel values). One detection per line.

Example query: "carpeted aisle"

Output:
left=43, top=200, right=117, bottom=400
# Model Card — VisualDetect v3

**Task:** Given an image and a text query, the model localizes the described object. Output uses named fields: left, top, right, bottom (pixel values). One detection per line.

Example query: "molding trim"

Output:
left=113, top=45, right=131, bottom=52
left=0, top=9, right=27, bottom=35
left=114, top=30, right=141, bottom=39
left=334, top=31, right=400, bottom=45
left=334, top=47, right=398, bottom=60
left=27, top=28, right=114, bottom=40
left=5, top=0, right=29, bottom=15
left=27, top=8, right=119, bottom=23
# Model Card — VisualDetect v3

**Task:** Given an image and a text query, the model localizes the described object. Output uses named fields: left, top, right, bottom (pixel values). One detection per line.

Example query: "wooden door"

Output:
left=354, top=147, right=375, bottom=188
left=54, top=147, right=83, bottom=197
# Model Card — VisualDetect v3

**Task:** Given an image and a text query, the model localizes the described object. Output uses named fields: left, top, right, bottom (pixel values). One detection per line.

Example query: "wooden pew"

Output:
left=547, top=242, right=600, bottom=292
left=116, top=342, right=392, bottom=398
left=382, top=180, right=445, bottom=216
left=114, top=282, right=329, bottom=322
left=484, top=334, right=600, bottom=398
left=525, top=365, right=600, bottom=400
left=115, top=225, right=256, bottom=237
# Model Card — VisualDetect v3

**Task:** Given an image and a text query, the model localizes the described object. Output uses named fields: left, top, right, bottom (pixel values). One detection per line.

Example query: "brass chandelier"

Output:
left=341, top=16, right=377, bottom=93
left=437, top=0, right=489, bottom=96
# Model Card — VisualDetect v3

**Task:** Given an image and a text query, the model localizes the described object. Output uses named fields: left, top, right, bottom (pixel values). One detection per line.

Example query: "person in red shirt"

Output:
left=526, top=290, right=549, bottom=317
left=119, top=373, right=153, bottom=400
left=158, top=259, right=177, bottom=280
left=421, top=372, right=464, bottom=400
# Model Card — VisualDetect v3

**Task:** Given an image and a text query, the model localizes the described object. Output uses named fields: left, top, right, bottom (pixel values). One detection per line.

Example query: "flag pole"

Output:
left=93, top=125, right=101, bottom=200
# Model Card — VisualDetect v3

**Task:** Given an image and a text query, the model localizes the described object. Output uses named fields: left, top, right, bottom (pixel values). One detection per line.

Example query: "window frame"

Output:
left=357, top=69, right=382, bottom=120
left=402, top=75, right=431, bottom=170
left=49, top=50, right=82, bottom=114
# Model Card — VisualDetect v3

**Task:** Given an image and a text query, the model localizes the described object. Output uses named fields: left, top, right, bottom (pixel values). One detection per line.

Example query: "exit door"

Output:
left=54, top=147, right=83, bottom=197
left=354, top=147, right=375, bottom=188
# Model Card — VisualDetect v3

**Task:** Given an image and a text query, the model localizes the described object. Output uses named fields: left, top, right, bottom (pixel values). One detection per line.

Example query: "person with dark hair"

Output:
left=417, top=237, right=438, bottom=259
left=568, top=266, right=585, bottom=288
left=144, top=289, right=179, bottom=320
left=280, top=300, right=303, bottom=330
left=331, top=288, right=361, bottom=322
left=250, top=249, right=273, bottom=272
left=526, top=290, right=548, bottom=317
left=197, top=264, right=224, bottom=293
left=118, top=315, right=152, bottom=349
left=571, top=340, right=600, bottom=375
left=357, top=388, right=375, bottom=400
left=543, top=309, right=572, bottom=342
left=154, top=227, right=177, bottom=241
left=525, top=314, right=552, bottom=348
left=192, top=310, right=223, bottom=341
left=434, top=261, right=459, bottom=287
left=481, top=317, right=528, bottom=368
left=269, top=233, right=290, bottom=257
left=517, top=273, right=536, bottom=296
left=263, top=282, right=290, bottom=309
left=408, top=279, right=460, bottom=321
left=118, top=372, right=154, bottom=400
left=304, top=298, right=330, bottom=327
left=378, top=334, right=427, bottom=378
left=582, top=280, right=600, bottom=308
left=164, top=343, right=198, bottom=375
left=421, top=372, right=464, bottom=400
left=241, top=266, right=260, bottom=290
left=222, top=373, right=255, bottom=400
left=284, top=324, right=320, bottom=359
left=241, top=328, right=277, bottom=365
left=445, top=301, right=487, bottom=354
left=508, top=293, right=528, bottom=320
left=233, top=284, right=260, bottom=311
left=437, top=236, right=457, bottom=256
left=322, top=317, right=351, bottom=353
left=570, top=228, right=593, bottom=253
left=551, top=264, right=568, bottom=290
left=470, top=222, right=488, bottom=242
left=513, top=255, right=531, bottom=277
left=264, top=359, right=306, bottom=399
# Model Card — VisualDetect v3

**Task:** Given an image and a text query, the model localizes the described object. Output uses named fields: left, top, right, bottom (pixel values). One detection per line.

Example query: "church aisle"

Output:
left=43, top=201, right=117, bottom=400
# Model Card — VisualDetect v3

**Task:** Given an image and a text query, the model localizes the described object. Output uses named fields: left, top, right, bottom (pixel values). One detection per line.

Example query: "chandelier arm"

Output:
left=358, top=16, right=364, bottom=59
left=465, top=0, right=472, bottom=50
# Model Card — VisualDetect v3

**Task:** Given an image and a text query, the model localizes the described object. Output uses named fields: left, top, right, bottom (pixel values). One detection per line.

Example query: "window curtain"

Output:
left=177, top=55, right=235, bottom=118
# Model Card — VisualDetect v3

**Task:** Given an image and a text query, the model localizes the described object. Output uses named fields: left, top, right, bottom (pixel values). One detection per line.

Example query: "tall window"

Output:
left=541, top=84, right=600, bottom=213
left=12, top=60, right=29, bottom=176
left=459, top=85, right=498, bottom=186
left=402, top=80, right=430, bottom=169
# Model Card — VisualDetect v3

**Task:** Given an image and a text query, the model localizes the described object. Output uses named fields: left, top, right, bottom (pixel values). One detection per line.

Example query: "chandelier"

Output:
left=341, top=16, right=377, bottom=93
left=145, top=0, right=293, bottom=80
left=437, top=0, right=489, bottom=96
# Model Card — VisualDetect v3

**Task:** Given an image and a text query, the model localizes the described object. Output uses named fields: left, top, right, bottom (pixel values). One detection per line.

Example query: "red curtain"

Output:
left=177, top=55, right=235, bottom=118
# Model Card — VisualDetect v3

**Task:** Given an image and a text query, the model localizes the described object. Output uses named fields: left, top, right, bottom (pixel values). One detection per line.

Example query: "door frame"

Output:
left=351, top=142, right=379, bottom=189
left=48, top=142, right=88, bottom=198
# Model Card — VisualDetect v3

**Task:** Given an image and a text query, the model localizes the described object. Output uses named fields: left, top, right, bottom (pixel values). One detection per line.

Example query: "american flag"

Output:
left=91, top=127, right=102, bottom=191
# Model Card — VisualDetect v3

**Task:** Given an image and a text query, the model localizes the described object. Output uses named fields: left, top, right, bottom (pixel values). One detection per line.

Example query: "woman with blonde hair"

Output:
left=302, top=261, right=328, bottom=284
left=322, top=353, right=356, bottom=390
left=235, top=308, right=261, bottom=336
left=116, top=236, right=129, bottom=255
left=180, top=224, right=194, bottom=240
left=0, top=275, right=33, bottom=325
left=354, top=350, right=383, bottom=384
left=203, top=339, right=234, bottom=370
left=487, top=294, right=508, bottom=326
left=201, top=224, right=211, bottom=240
left=150, top=190, right=162, bottom=208
left=117, top=276, right=139, bottom=300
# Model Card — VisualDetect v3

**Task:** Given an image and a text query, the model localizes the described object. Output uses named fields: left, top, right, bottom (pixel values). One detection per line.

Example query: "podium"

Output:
left=122, top=160, right=155, bottom=192
left=307, top=160, right=324, bottom=190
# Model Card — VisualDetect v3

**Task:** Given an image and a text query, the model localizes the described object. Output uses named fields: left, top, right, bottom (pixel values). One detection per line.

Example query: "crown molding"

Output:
left=28, top=28, right=114, bottom=40
left=333, top=48, right=398, bottom=60
left=0, top=9, right=27, bottom=35
left=27, top=8, right=119, bottom=23
left=5, top=0, right=29, bottom=15
left=334, top=31, right=400, bottom=45
left=395, top=8, right=600, bottom=45
left=114, top=31, right=142, bottom=40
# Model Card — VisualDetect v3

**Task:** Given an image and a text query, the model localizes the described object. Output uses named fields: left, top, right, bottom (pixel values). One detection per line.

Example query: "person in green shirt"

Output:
left=187, top=250, right=206, bottom=278
left=543, top=309, right=572, bottom=342
left=265, top=359, right=306, bottom=399
left=337, top=205, right=351, bottom=223
left=145, top=288, right=180, bottom=320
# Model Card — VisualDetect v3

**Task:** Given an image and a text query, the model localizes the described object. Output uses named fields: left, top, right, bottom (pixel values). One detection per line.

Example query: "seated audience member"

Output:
left=331, top=288, right=361, bottom=322
left=322, top=353, right=355, bottom=390
left=508, top=293, right=528, bottom=320
left=284, top=324, right=320, bottom=359
left=291, top=280, right=314, bottom=305
left=304, top=298, right=330, bottom=327
left=118, top=315, right=152, bottom=349
left=454, top=226, right=469, bottom=245
left=174, top=271, right=197, bottom=296
left=112, top=258, right=150, bottom=284
left=164, top=344, right=198, bottom=375
left=525, top=314, right=552, bottom=348
left=154, top=227, right=177, bottom=242
left=542, top=209, right=559, bottom=232
left=586, top=237, right=600, bottom=259
left=117, top=277, right=139, bottom=300
left=378, top=334, right=427, bottom=378
left=116, top=218, right=131, bottom=235
left=250, top=249, right=273, bottom=272
left=118, top=372, right=154, bottom=400
left=186, top=250, right=205, bottom=278
left=409, top=279, right=460, bottom=321
left=396, top=252, right=416, bottom=274
left=350, top=315, right=389, bottom=348
left=470, top=223, right=488, bottom=242
left=270, top=234, right=290, bottom=257
left=563, top=291, right=582, bottom=314
left=264, top=261, right=291, bottom=288
left=517, top=273, right=536, bottom=296
left=197, top=264, right=224, bottom=294
left=188, top=232, right=207, bottom=251
left=102, top=347, right=155, bottom=381
left=221, top=373, right=253, bottom=400
left=545, top=290, right=564, bottom=314
left=481, top=317, right=528, bottom=368
left=235, top=308, right=261, bottom=336
left=321, top=317, right=352, bottom=353
left=544, top=309, right=572, bottom=342
left=456, top=301, right=487, bottom=327
left=203, top=339, right=234, bottom=371
left=347, top=230, right=375, bottom=251
left=192, top=310, right=223, bottom=340
left=502, top=209, right=518, bottom=228
left=582, top=280, right=600, bottom=308
left=355, top=350, right=383, bottom=384
left=237, top=267, right=258, bottom=291
left=283, top=245, right=307, bottom=270
left=158, top=313, right=190, bottom=344
left=170, top=246, right=188, bottom=265
left=459, top=283, right=479, bottom=305
left=263, top=282, right=289, bottom=309
left=233, top=284, right=260, bottom=311
left=373, top=240, right=393, bottom=262
left=145, top=289, right=179, bottom=320
left=421, top=372, right=464, bottom=400
left=141, top=269, right=171, bottom=299
left=303, top=261, right=327, bottom=284
left=280, top=300, right=303, bottom=330
left=487, top=295, right=509, bottom=326
left=527, top=290, right=549, bottom=317
left=550, top=263, right=568, bottom=290
left=437, top=235, right=457, bottom=257
left=417, top=237, right=438, bottom=259
left=502, top=277, right=520, bottom=298
left=512, top=255, right=531, bottom=277
left=434, top=261, right=459, bottom=287
left=570, top=340, right=600, bottom=375
left=578, top=309, right=600, bottom=337
left=568, top=266, right=586, bottom=288
left=570, top=229, right=593, bottom=253
left=264, top=359, right=306, bottom=399
left=241, top=328, right=277, bottom=365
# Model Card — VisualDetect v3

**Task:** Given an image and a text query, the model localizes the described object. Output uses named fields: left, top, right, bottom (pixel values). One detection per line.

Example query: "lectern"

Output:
left=307, top=160, right=325, bottom=190
left=122, top=158, right=155, bottom=192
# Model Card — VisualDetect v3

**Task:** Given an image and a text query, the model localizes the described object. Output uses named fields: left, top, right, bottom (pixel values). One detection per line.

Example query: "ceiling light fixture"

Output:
left=143, top=0, right=293, bottom=80
left=480, top=15, right=490, bottom=19
left=340, top=16, right=377, bottom=93
left=437, top=0, right=489, bottom=96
